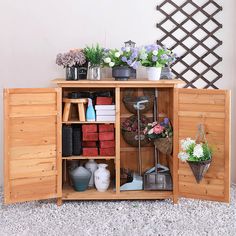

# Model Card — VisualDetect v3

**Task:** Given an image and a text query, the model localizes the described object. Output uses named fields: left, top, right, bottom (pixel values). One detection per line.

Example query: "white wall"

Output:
left=0, top=0, right=235, bottom=187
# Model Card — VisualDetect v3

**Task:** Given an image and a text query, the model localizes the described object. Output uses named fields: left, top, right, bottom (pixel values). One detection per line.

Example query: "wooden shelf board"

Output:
left=62, top=185, right=173, bottom=200
left=62, top=156, right=116, bottom=160
left=62, top=120, right=115, bottom=124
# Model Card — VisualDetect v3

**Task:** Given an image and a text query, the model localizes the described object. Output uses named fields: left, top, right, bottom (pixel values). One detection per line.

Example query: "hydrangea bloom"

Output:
left=178, top=152, right=189, bottom=162
left=193, top=144, right=204, bottom=158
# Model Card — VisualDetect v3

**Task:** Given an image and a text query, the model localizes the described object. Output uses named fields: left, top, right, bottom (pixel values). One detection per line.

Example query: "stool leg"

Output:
left=78, top=103, right=86, bottom=121
left=63, top=102, right=71, bottom=122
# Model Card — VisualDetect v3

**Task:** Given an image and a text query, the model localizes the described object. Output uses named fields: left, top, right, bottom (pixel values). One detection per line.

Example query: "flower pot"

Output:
left=85, top=159, right=98, bottom=187
left=160, top=67, right=174, bottom=80
left=154, top=137, right=173, bottom=155
left=94, top=164, right=110, bottom=192
left=77, top=62, right=88, bottom=80
left=112, top=66, right=131, bottom=81
left=146, top=67, right=162, bottom=81
left=187, top=159, right=211, bottom=183
left=87, top=64, right=101, bottom=80
left=66, top=66, right=78, bottom=81
left=69, top=166, right=92, bottom=191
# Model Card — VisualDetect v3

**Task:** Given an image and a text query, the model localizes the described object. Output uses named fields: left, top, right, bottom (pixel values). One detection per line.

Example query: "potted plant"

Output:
left=178, top=133, right=212, bottom=183
left=84, top=44, right=104, bottom=80
left=144, top=118, right=173, bottom=155
left=56, top=49, right=86, bottom=80
left=103, top=46, right=140, bottom=80
left=160, top=50, right=177, bottom=80
left=138, top=44, right=177, bottom=81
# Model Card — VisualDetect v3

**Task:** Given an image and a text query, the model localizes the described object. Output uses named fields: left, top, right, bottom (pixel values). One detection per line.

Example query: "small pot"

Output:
left=87, top=64, right=101, bottom=80
left=112, top=66, right=131, bottom=81
left=160, top=67, right=174, bottom=80
left=146, top=67, right=162, bottom=81
left=66, top=66, right=78, bottom=81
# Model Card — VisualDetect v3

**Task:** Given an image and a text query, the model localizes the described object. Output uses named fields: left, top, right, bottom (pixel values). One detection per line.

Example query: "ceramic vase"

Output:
left=146, top=67, right=162, bottom=81
left=85, top=159, right=98, bottom=187
left=69, top=166, right=91, bottom=192
left=87, top=63, right=101, bottom=80
left=112, top=66, right=131, bottom=81
left=94, top=163, right=110, bottom=192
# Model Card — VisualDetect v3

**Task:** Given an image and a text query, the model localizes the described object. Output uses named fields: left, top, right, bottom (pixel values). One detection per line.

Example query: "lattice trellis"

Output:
left=156, top=0, right=222, bottom=89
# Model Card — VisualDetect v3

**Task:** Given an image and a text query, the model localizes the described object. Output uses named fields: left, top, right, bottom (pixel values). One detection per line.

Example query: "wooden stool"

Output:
left=63, top=98, right=88, bottom=122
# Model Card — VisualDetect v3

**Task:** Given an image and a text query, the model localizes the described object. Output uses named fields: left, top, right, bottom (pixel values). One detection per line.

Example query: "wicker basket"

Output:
left=123, top=96, right=153, bottom=114
left=154, top=137, right=173, bottom=155
left=122, top=130, right=150, bottom=147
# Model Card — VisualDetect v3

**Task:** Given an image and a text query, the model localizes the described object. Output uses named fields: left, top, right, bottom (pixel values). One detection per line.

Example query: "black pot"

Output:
left=77, top=62, right=88, bottom=80
left=112, top=66, right=131, bottom=81
left=66, top=67, right=77, bottom=81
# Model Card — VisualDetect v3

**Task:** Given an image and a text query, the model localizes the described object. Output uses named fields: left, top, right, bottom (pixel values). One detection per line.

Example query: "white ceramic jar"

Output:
left=94, top=163, right=110, bottom=192
left=85, top=159, right=98, bottom=187
left=146, top=67, right=162, bottom=81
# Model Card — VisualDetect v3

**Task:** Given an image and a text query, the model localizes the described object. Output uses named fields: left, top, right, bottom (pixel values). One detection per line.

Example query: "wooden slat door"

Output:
left=4, top=88, right=62, bottom=203
left=174, top=88, right=230, bottom=202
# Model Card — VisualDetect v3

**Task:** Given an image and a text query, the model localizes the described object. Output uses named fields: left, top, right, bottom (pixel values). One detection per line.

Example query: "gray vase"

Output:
left=69, top=166, right=91, bottom=192
left=160, top=67, right=174, bottom=80
left=112, top=66, right=131, bottom=80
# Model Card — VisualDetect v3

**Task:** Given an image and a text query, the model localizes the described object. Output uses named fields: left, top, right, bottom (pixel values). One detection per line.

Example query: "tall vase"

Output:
left=87, top=63, right=101, bottom=80
left=146, top=67, right=162, bottom=81
left=85, top=159, right=98, bottom=187
left=94, top=164, right=110, bottom=192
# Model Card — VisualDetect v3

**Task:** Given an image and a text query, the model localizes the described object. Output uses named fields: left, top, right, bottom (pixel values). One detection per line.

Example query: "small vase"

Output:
left=160, top=67, right=174, bottom=80
left=146, top=67, right=162, bottom=81
left=112, top=66, right=131, bottom=81
left=66, top=66, right=78, bottom=81
left=87, top=63, right=101, bottom=80
left=94, top=163, right=110, bottom=192
left=69, top=166, right=91, bottom=192
left=85, top=159, right=98, bottom=187
left=77, top=62, right=88, bottom=80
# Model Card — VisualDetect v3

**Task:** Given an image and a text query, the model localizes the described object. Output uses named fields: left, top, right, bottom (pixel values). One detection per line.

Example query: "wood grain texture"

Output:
left=4, top=88, right=60, bottom=204
left=176, top=88, right=230, bottom=202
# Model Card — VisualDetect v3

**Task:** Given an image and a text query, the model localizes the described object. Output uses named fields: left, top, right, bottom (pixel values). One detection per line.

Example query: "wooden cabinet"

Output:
left=3, top=79, right=231, bottom=204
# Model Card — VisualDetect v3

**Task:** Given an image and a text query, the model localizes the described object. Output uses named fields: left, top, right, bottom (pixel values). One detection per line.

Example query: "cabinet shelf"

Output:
left=62, top=120, right=115, bottom=124
left=62, top=156, right=116, bottom=160
left=62, top=184, right=173, bottom=200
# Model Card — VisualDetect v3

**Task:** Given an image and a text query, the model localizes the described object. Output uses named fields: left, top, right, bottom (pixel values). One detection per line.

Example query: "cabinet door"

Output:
left=174, top=88, right=230, bottom=202
left=4, top=88, right=62, bottom=204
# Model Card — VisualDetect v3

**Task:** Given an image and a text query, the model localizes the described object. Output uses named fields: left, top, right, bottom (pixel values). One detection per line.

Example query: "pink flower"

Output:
left=153, top=124, right=164, bottom=134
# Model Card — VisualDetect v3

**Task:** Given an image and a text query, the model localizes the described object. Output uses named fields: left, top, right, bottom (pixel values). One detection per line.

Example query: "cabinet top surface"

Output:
left=52, top=78, right=184, bottom=88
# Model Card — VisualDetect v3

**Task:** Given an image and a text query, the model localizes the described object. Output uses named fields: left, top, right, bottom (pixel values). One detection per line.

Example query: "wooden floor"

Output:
left=62, top=185, right=173, bottom=200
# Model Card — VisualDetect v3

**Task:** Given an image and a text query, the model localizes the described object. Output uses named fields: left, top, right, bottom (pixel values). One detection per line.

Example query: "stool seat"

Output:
left=63, top=98, right=88, bottom=122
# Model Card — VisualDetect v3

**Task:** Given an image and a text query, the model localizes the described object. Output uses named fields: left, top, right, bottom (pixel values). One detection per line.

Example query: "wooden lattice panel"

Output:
left=156, top=0, right=222, bottom=89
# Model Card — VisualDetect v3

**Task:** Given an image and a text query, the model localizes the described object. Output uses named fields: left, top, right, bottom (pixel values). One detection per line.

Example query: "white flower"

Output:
left=104, top=57, right=111, bottom=63
left=193, top=144, right=204, bottom=158
left=148, top=128, right=154, bottom=135
left=153, top=50, right=158, bottom=56
left=181, top=138, right=195, bottom=151
left=140, top=53, right=148, bottom=60
left=178, top=152, right=189, bottom=162
left=114, top=52, right=120, bottom=58
left=109, top=62, right=115, bottom=67
left=125, top=47, right=131, bottom=52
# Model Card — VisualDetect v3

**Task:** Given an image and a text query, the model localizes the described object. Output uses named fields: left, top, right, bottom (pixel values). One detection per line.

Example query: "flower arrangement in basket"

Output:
left=121, top=115, right=150, bottom=147
left=144, top=118, right=173, bottom=155
left=178, top=124, right=212, bottom=183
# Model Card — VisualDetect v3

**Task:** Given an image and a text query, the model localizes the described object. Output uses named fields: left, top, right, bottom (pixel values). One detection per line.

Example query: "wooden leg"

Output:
left=62, top=102, right=71, bottom=122
left=78, top=103, right=86, bottom=121
left=57, top=198, right=63, bottom=206
left=173, top=195, right=178, bottom=204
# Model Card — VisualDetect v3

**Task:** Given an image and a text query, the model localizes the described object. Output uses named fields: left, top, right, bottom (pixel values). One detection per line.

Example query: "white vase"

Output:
left=94, top=163, right=110, bottom=192
left=146, top=67, right=162, bottom=81
left=85, top=159, right=98, bottom=187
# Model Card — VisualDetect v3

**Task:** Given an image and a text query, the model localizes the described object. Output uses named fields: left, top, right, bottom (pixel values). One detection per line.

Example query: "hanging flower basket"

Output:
left=187, top=159, right=211, bottom=183
left=154, top=137, right=173, bottom=155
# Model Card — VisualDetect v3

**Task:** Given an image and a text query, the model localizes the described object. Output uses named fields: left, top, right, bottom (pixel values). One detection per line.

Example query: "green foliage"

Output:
left=84, top=44, right=104, bottom=66
left=188, top=143, right=212, bottom=162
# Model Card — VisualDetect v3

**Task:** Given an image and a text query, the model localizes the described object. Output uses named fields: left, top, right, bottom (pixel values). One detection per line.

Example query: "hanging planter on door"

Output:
left=178, top=124, right=213, bottom=184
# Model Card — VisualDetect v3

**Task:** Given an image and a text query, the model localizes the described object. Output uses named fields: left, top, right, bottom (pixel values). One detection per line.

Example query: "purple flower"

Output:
left=131, top=51, right=138, bottom=59
left=161, top=54, right=168, bottom=60
left=145, top=45, right=152, bottom=53
left=103, top=48, right=110, bottom=53
left=131, top=61, right=140, bottom=70
left=164, top=118, right=169, bottom=124
left=121, top=56, right=127, bottom=62
left=152, top=55, right=157, bottom=62
left=127, top=59, right=132, bottom=66
left=121, top=47, right=126, bottom=52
